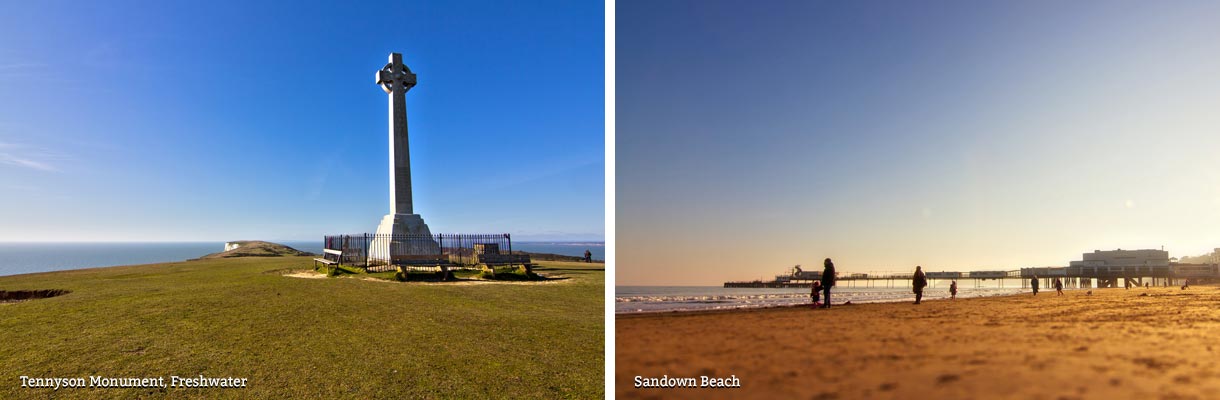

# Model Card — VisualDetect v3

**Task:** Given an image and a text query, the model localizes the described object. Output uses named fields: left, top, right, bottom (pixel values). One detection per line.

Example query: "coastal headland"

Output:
left=617, top=286, right=1220, bottom=399
left=0, top=255, right=604, bottom=398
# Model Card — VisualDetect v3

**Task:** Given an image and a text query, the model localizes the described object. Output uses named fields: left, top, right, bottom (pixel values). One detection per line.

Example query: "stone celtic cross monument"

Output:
left=372, top=53, right=434, bottom=258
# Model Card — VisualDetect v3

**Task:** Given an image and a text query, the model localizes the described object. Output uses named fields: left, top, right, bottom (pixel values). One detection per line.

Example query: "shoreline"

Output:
left=616, top=286, right=1037, bottom=316
left=617, top=285, right=1220, bottom=399
left=616, top=287, right=1050, bottom=318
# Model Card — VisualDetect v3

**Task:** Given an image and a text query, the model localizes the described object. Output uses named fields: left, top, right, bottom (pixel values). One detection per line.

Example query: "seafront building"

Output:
left=1030, top=248, right=1216, bottom=288
left=1068, top=249, right=1169, bottom=269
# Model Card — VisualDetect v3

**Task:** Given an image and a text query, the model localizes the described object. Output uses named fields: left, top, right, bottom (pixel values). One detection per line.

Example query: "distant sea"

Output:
left=0, top=241, right=603, bottom=277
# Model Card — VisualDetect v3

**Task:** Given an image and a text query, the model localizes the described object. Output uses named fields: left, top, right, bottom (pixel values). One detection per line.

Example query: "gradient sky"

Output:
left=618, top=0, right=1220, bottom=286
left=0, top=1, right=603, bottom=242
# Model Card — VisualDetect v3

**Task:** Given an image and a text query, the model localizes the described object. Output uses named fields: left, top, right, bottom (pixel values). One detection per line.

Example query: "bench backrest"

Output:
left=477, top=253, right=531, bottom=263
left=323, top=249, right=343, bottom=256
left=391, top=254, right=444, bottom=261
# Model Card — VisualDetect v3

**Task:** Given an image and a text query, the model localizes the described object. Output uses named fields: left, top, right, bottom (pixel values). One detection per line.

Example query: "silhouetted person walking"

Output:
left=912, top=266, right=928, bottom=304
left=584, top=250, right=592, bottom=263
left=1031, top=275, right=1040, bottom=296
left=1054, top=277, right=1064, bottom=296
left=821, top=258, right=836, bottom=309
left=949, top=280, right=958, bottom=300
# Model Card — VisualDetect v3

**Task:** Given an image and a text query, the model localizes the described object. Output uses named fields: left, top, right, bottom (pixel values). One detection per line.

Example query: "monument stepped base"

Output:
left=369, top=214, right=439, bottom=262
left=375, top=213, right=433, bottom=236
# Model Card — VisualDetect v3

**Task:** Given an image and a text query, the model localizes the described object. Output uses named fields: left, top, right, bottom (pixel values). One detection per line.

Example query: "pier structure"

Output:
left=724, top=264, right=1220, bottom=289
left=725, top=248, right=1220, bottom=288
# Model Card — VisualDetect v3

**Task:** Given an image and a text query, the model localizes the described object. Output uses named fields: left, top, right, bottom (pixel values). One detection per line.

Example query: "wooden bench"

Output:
left=475, top=253, right=531, bottom=265
left=391, top=254, right=453, bottom=268
left=391, top=254, right=456, bottom=280
left=475, top=253, right=535, bottom=273
left=391, top=254, right=454, bottom=271
left=314, top=249, right=343, bottom=272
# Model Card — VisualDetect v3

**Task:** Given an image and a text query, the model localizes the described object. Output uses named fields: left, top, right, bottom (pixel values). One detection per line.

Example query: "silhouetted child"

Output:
left=949, top=280, right=958, bottom=300
left=1054, top=278, right=1064, bottom=296
left=810, top=281, right=822, bottom=308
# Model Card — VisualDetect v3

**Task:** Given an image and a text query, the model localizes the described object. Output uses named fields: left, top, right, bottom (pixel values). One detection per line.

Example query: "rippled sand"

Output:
left=616, top=286, right=1220, bottom=399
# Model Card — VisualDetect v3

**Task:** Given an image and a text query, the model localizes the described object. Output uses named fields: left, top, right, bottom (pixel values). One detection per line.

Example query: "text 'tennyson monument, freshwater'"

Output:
left=373, top=53, right=433, bottom=240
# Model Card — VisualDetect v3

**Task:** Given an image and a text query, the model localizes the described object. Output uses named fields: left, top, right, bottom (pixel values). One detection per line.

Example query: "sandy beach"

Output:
left=616, top=286, right=1220, bottom=399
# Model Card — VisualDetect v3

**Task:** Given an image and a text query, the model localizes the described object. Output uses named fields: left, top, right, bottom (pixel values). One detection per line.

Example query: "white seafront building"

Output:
left=1068, top=248, right=1170, bottom=270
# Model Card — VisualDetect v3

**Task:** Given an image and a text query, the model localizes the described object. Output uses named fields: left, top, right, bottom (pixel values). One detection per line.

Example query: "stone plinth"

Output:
left=368, top=213, right=439, bottom=262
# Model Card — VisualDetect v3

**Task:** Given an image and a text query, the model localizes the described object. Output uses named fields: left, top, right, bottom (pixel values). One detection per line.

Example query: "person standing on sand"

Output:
left=912, top=266, right=928, bottom=304
left=821, top=258, right=836, bottom=309
left=810, top=280, right=822, bottom=309
left=1054, top=277, right=1064, bottom=296
left=950, top=280, right=958, bottom=300
left=1031, top=275, right=1039, bottom=296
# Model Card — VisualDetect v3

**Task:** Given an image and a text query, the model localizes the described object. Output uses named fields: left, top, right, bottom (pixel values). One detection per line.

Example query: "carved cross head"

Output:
left=376, top=53, right=417, bottom=94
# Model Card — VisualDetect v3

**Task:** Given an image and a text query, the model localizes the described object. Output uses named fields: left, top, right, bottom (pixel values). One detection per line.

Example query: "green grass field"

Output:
left=0, top=256, right=604, bottom=398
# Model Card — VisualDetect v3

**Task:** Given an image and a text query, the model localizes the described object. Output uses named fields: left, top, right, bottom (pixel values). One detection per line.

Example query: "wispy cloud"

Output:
left=0, top=63, right=46, bottom=70
left=0, top=155, right=55, bottom=171
left=0, top=141, right=62, bottom=172
left=0, top=62, right=49, bottom=82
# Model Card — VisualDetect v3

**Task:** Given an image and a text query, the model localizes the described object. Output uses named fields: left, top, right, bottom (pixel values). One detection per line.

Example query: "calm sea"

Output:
left=515, top=242, right=605, bottom=260
left=617, top=282, right=1035, bottom=314
left=0, top=241, right=603, bottom=277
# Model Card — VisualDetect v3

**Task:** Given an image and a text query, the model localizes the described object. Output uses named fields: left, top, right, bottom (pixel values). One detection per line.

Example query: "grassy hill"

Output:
left=196, top=241, right=315, bottom=259
left=0, top=256, right=604, bottom=398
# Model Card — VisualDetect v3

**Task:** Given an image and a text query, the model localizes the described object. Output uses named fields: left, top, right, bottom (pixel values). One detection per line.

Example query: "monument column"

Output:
left=381, top=53, right=414, bottom=215
left=372, top=53, right=433, bottom=259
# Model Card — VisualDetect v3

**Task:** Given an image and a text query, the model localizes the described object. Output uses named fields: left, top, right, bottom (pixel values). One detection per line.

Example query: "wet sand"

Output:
left=616, top=286, right=1220, bottom=399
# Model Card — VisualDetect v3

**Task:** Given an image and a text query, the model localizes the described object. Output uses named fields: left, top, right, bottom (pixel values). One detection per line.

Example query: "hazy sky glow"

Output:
left=618, top=0, right=1220, bottom=285
left=0, top=1, right=603, bottom=242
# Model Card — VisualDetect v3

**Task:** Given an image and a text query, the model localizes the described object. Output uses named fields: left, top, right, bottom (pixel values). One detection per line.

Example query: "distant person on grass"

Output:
left=1031, top=275, right=1040, bottom=296
left=810, top=280, right=822, bottom=309
left=1054, top=278, right=1064, bottom=296
left=821, top=258, right=836, bottom=309
left=950, top=280, right=958, bottom=300
left=584, top=249, right=592, bottom=263
left=912, top=266, right=928, bottom=304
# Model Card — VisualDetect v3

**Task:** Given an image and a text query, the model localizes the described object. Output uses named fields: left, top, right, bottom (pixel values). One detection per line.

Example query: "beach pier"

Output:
left=724, top=264, right=1220, bottom=288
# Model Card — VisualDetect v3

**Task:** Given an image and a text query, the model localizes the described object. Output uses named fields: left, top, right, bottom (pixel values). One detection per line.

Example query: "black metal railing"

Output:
left=323, top=233, right=515, bottom=268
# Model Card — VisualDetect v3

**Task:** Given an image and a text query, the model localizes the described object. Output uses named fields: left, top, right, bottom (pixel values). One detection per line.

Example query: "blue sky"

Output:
left=618, top=0, right=1220, bottom=285
left=0, top=1, right=604, bottom=242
